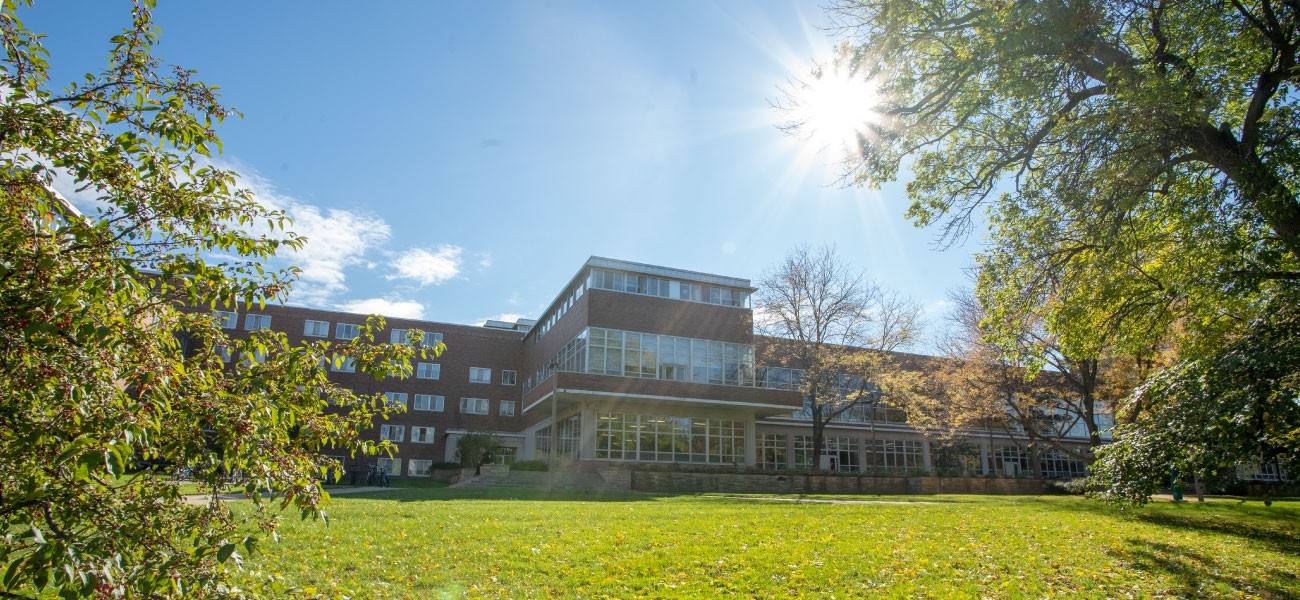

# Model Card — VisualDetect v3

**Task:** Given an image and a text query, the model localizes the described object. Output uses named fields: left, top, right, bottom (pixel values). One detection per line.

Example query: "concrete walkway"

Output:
left=182, top=486, right=397, bottom=505
left=709, top=495, right=943, bottom=505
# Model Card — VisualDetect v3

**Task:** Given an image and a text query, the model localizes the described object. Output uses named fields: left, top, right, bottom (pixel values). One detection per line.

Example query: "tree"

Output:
left=455, top=432, right=503, bottom=474
left=755, top=245, right=923, bottom=471
left=794, top=1, right=1299, bottom=497
left=909, top=289, right=1133, bottom=474
left=0, top=3, right=439, bottom=596
left=1090, top=295, right=1300, bottom=505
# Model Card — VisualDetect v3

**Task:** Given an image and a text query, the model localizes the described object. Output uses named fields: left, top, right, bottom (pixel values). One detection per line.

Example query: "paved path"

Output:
left=709, top=495, right=943, bottom=505
left=182, top=486, right=397, bottom=505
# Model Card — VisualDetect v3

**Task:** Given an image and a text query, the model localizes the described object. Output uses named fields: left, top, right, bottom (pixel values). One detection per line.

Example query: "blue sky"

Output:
left=31, top=1, right=980, bottom=348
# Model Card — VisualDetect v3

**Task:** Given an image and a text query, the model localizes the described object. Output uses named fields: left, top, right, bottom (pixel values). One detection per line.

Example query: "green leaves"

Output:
left=0, top=3, right=423, bottom=597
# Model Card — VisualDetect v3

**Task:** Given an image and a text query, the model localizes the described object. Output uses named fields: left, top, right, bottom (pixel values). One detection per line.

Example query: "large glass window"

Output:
left=576, top=328, right=755, bottom=387
left=867, top=439, right=925, bottom=472
left=823, top=437, right=860, bottom=472
left=588, top=268, right=748, bottom=307
left=759, top=433, right=787, bottom=470
left=594, top=412, right=744, bottom=464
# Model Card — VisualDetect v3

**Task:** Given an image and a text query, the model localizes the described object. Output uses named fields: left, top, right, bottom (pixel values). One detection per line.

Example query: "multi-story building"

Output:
left=216, top=256, right=1097, bottom=478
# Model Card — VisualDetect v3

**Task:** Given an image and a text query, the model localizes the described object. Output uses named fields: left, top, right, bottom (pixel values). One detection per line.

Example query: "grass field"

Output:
left=232, top=485, right=1300, bottom=599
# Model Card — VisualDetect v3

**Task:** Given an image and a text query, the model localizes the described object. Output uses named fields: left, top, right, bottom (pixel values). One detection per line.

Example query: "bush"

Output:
left=511, top=460, right=550, bottom=472
left=1053, top=478, right=1096, bottom=495
left=430, top=462, right=463, bottom=471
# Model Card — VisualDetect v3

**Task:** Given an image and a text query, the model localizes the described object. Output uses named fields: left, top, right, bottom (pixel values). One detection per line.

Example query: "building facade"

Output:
left=216, top=257, right=1098, bottom=478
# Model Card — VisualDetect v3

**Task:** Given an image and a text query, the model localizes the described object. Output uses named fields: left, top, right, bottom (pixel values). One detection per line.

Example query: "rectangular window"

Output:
left=759, top=433, right=787, bottom=470
left=459, top=397, right=489, bottom=415
left=384, top=392, right=408, bottom=409
left=379, top=424, right=404, bottom=442
left=501, top=370, right=517, bottom=386
left=411, top=426, right=437, bottom=444
left=469, top=367, right=492, bottom=384
left=408, top=459, right=433, bottom=477
left=416, top=363, right=440, bottom=380
left=304, top=319, right=330, bottom=337
left=244, top=313, right=272, bottom=331
left=376, top=457, right=401, bottom=477
left=336, top=323, right=360, bottom=340
left=214, top=310, right=238, bottom=329
left=216, top=345, right=232, bottom=363
left=392, top=328, right=444, bottom=346
left=413, top=394, right=444, bottom=412
left=500, top=400, right=516, bottom=416
left=332, top=356, right=356, bottom=373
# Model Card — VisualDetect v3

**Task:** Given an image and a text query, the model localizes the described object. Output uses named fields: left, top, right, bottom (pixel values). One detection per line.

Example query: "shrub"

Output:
left=511, top=460, right=550, bottom=472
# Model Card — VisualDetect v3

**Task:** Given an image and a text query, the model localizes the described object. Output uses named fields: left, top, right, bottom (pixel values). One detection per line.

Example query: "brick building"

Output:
left=215, top=256, right=1096, bottom=478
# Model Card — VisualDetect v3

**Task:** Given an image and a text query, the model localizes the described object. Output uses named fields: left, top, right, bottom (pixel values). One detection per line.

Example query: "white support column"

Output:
left=921, top=438, right=933, bottom=473
left=579, top=404, right=597, bottom=460
left=978, top=438, right=992, bottom=475
left=743, top=417, right=757, bottom=466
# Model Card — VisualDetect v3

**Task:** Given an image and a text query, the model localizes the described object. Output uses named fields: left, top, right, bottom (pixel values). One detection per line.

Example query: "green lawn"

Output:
left=233, top=486, right=1300, bottom=599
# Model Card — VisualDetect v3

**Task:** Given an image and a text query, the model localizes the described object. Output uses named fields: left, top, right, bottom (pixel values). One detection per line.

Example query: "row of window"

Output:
left=330, top=360, right=515, bottom=388
left=213, top=311, right=446, bottom=346
left=588, top=268, right=750, bottom=308
left=527, top=327, right=759, bottom=391
left=593, top=412, right=746, bottom=464
left=381, top=392, right=516, bottom=416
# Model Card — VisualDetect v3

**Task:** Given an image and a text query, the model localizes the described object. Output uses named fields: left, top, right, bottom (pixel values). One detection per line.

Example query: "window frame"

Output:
left=469, top=367, right=492, bottom=384
left=304, top=319, right=330, bottom=337
left=459, top=397, right=490, bottom=415
left=415, top=362, right=441, bottom=380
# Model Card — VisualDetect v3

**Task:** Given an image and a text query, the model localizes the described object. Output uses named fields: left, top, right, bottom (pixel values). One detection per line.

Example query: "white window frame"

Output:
left=384, top=392, right=408, bottom=409
left=380, top=424, right=404, bottom=442
left=459, top=397, right=489, bottom=415
left=500, top=400, right=516, bottom=417
left=469, top=367, right=492, bottom=384
left=416, top=363, right=441, bottom=380
left=408, top=459, right=433, bottom=477
left=501, top=370, right=517, bottom=386
left=244, top=313, right=272, bottom=331
left=332, top=356, right=356, bottom=373
left=413, top=394, right=445, bottom=412
left=336, top=323, right=360, bottom=340
left=304, top=319, right=330, bottom=337
left=411, top=426, right=437, bottom=444
left=392, top=329, right=444, bottom=347
left=214, top=310, right=238, bottom=329
left=376, top=457, right=401, bottom=477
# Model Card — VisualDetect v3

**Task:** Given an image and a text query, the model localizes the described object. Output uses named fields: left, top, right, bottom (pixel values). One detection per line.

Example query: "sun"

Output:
left=785, top=57, right=882, bottom=161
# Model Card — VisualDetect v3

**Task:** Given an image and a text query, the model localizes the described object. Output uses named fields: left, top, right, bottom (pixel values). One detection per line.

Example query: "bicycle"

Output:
left=366, top=464, right=390, bottom=488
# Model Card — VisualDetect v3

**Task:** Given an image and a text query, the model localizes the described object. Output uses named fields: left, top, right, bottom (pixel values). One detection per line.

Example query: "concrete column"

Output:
left=579, top=404, right=597, bottom=460
left=743, top=417, right=756, bottom=466
left=921, top=437, right=933, bottom=474
left=978, top=438, right=992, bottom=475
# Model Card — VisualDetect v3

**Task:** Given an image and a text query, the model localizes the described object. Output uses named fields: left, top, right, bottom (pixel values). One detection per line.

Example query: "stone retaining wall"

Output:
left=630, top=471, right=1057, bottom=495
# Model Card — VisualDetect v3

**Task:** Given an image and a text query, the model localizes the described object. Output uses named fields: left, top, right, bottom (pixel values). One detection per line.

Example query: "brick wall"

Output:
left=630, top=471, right=1057, bottom=495
left=201, top=304, right=529, bottom=474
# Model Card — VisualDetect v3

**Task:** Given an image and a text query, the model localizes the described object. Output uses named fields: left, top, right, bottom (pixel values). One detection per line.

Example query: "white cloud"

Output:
left=339, top=298, right=426, bottom=320
left=217, top=161, right=392, bottom=306
left=387, top=246, right=463, bottom=287
left=478, top=253, right=494, bottom=269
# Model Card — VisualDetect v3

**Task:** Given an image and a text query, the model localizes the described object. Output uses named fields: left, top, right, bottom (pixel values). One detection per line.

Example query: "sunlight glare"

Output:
left=794, top=59, right=881, bottom=159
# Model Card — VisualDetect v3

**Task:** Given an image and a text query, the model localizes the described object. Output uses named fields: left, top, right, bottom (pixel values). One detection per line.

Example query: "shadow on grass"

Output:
left=1129, top=507, right=1300, bottom=556
left=1109, top=539, right=1300, bottom=599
